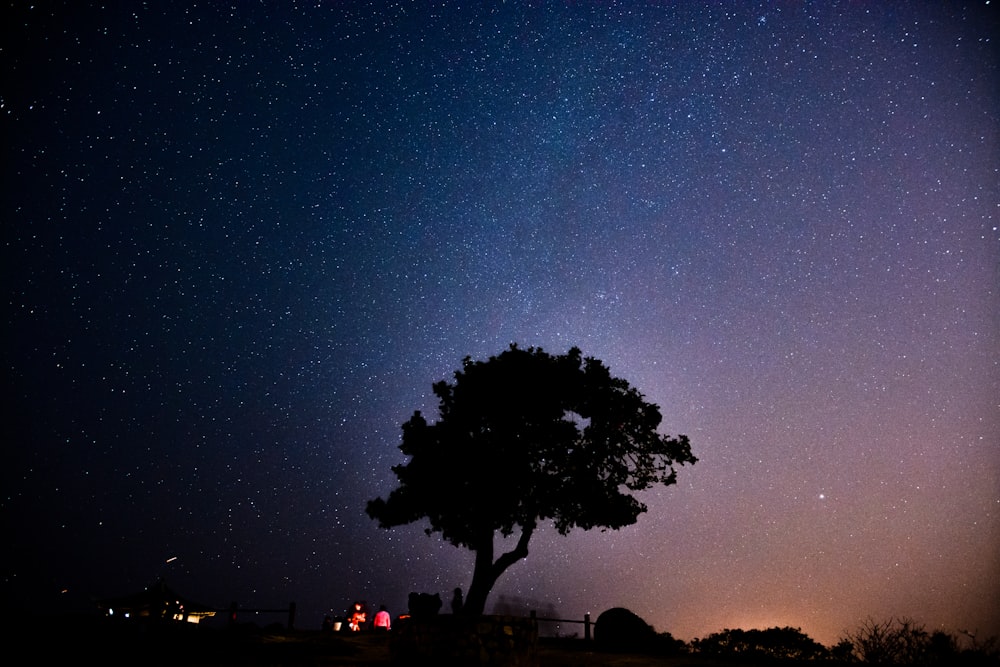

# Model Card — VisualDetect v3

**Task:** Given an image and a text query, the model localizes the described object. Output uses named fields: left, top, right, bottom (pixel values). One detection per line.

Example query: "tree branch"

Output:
left=491, top=523, right=534, bottom=580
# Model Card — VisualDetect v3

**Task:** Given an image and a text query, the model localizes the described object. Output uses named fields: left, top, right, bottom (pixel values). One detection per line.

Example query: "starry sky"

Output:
left=3, top=1, right=998, bottom=647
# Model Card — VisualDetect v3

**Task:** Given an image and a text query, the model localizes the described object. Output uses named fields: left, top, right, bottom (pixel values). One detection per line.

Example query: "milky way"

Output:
left=4, top=2, right=998, bottom=646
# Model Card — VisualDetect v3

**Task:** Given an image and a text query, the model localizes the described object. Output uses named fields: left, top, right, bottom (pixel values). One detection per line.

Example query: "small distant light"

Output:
left=166, top=556, right=178, bottom=563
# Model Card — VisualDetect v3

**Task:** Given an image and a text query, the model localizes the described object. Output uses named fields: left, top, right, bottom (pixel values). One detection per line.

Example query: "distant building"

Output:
left=97, top=578, right=217, bottom=624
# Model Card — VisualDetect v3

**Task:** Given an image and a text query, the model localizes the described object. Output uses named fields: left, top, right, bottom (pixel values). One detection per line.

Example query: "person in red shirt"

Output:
left=373, top=605, right=391, bottom=631
left=348, top=601, right=367, bottom=631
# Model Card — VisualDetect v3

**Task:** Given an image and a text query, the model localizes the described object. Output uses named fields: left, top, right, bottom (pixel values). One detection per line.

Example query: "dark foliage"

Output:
left=590, top=607, right=685, bottom=657
left=367, top=345, right=696, bottom=616
left=594, top=607, right=658, bottom=652
left=693, top=626, right=830, bottom=661
left=841, top=617, right=1000, bottom=666
left=407, top=592, right=442, bottom=619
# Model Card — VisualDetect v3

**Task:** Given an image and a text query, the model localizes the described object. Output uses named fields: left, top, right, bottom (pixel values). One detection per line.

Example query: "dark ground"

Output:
left=2, top=615, right=812, bottom=666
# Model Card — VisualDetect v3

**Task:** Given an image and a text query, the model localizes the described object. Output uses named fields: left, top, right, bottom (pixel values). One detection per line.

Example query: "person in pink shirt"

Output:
left=373, top=604, right=391, bottom=631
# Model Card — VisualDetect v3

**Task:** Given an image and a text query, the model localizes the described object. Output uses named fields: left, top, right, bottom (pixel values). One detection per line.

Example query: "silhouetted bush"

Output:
left=652, top=629, right=688, bottom=656
left=840, top=617, right=1000, bottom=666
left=406, top=592, right=442, bottom=619
left=693, top=626, right=830, bottom=661
left=594, top=607, right=657, bottom=652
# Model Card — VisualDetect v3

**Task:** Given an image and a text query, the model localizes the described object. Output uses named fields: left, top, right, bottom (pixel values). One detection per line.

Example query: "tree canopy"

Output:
left=366, top=344, right=697, bottom=616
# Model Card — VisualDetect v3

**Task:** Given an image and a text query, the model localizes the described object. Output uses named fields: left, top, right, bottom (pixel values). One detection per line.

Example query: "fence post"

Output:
left=584, top=613, right=591, bottom=642
left=287, top=602, right=296, bottom=630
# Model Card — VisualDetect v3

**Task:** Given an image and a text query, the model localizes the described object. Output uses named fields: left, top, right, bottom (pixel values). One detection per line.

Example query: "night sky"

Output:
left=4, top=1, right=998, bottom=647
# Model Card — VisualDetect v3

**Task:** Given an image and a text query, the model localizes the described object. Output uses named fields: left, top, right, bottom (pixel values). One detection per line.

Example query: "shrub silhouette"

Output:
left=594, top=607, right=657, bottom=652
left=841, top=617, right=999, bottom=666
left=694, top=626, right=829, bottom=661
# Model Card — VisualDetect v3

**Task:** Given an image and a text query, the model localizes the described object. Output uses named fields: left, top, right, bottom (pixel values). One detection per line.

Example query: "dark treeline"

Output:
left=625, top=616, right=999, bottom=665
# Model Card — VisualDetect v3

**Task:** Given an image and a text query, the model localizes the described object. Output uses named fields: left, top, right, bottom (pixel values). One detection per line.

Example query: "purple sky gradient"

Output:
left=4, top=1, right=998, bottom=646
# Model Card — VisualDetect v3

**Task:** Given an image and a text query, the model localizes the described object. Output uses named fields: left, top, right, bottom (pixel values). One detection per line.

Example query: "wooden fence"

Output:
left=226, top=601, right=296, bottom=630
left=530, top=610, right=592, bottom=641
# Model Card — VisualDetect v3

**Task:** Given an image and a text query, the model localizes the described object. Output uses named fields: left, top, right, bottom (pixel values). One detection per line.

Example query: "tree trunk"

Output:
left=461, top=525, right=534, bottom=617
left=463, top=540, right=495, bottom=617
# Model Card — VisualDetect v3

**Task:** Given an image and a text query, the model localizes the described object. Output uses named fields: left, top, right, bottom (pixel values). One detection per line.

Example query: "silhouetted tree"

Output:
left=693, top=626, right=830, bottom=661
left=926, top=630, right=960, bottom=664
left=840, top=617, right=999, bottom=666
left=843, top=617, right=912, bottom=665
left=960, top=629, right=1000, bottom=666
left=366, top=345, right=696, bottom=616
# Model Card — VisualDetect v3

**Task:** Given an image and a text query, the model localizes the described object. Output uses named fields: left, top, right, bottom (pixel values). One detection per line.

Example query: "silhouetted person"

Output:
left=451, top=587, right=464, bottom=615
left=373, top=605, right=391, bottom=631
left=322, top=615, right=333, bottom=632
